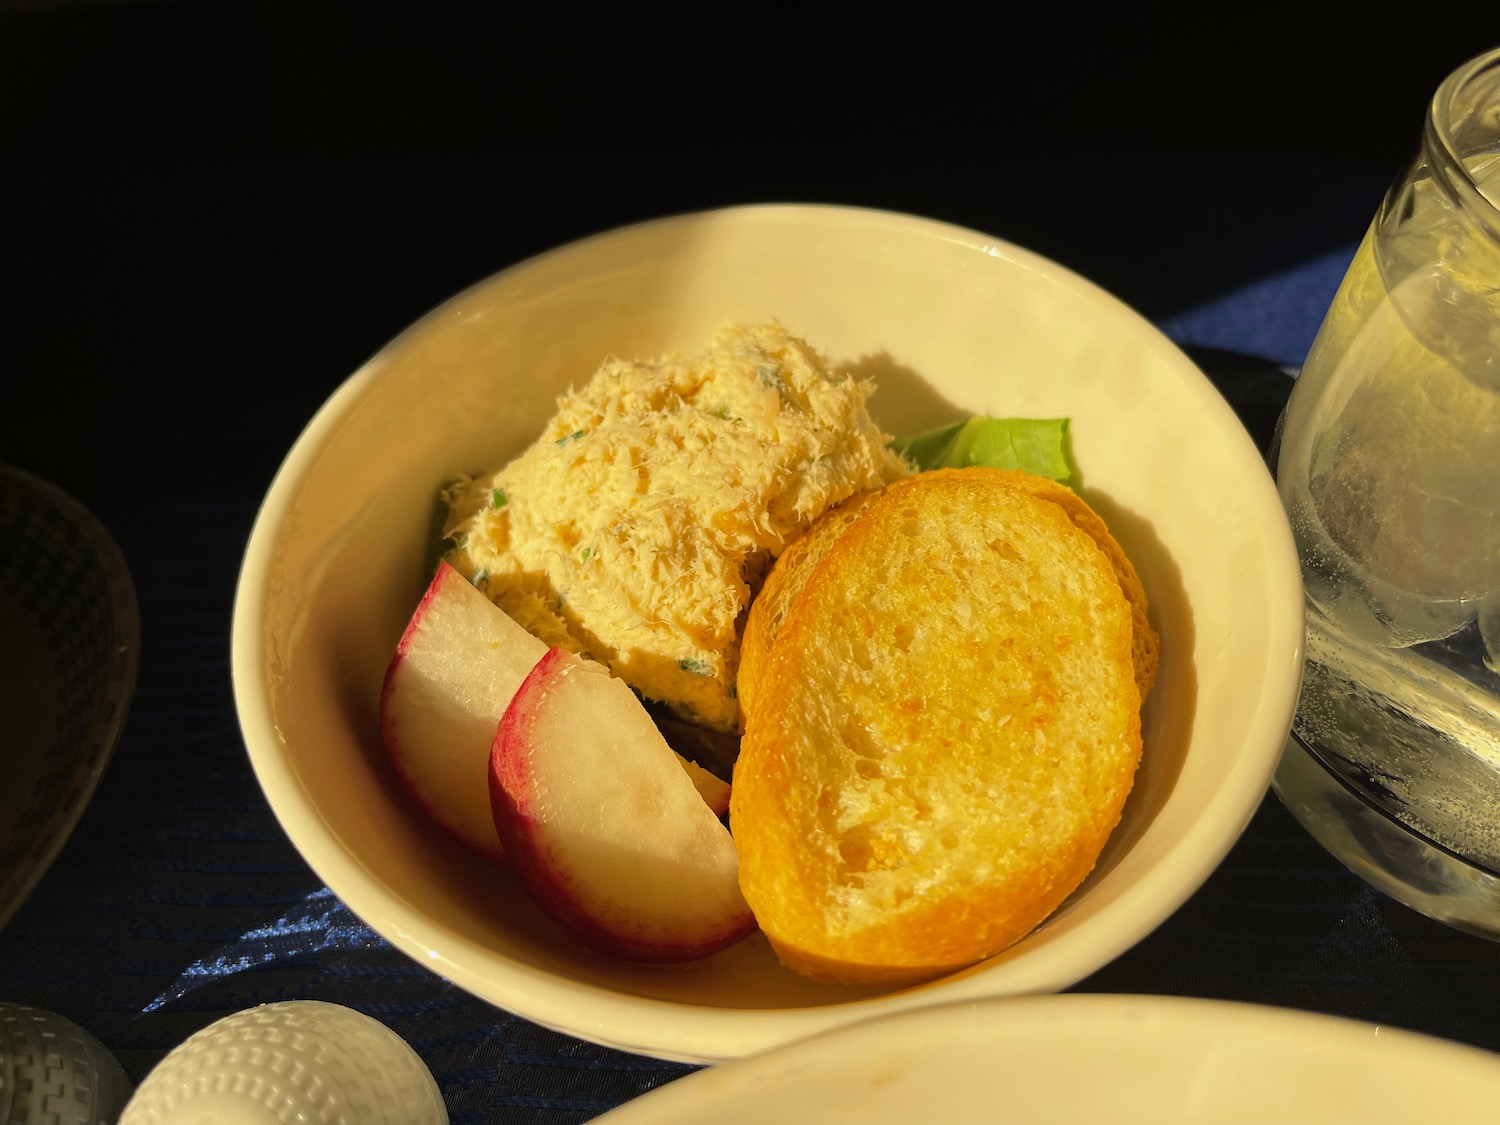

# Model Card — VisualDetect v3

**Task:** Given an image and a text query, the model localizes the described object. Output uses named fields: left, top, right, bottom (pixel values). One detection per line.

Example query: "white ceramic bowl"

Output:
left=592, top=994, right=1500, bottom=1124
left=230, top=204, right=1305, bottom=1064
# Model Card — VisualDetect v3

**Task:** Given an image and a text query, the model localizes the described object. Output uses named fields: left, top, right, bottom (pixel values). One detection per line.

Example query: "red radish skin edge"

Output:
left=491, top=648, right=757, bottom=963
left=378, top=564, right=509, bottom=865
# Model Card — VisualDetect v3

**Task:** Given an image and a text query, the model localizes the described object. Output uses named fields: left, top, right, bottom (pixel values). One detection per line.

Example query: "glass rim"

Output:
left=1425, top=44, right=1500, bottom=235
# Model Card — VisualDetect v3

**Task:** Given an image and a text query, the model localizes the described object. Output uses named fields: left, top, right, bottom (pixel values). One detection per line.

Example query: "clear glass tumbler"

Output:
left=1272, top=45, right=1500, bottom=938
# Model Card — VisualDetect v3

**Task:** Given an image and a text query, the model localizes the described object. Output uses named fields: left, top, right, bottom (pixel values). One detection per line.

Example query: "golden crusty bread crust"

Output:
left=731, top=467, right=1143, bottom=986
left=737, top=490, right=878, bottom=721
left=739, top=469, right=1158, bottom=719
left=985, top=470, right=1159, bottom=704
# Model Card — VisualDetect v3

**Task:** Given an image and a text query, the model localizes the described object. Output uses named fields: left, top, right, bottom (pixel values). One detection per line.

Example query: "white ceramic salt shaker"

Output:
left=0, top=1001, right=134, bottom=1125
left=117, top=1000, right=447, bottom=1125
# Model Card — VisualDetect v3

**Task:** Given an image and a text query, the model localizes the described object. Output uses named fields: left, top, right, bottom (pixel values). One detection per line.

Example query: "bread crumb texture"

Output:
left=443, top=323, right=910, bottom=733
left=732, top=468, right=1147, bottom=986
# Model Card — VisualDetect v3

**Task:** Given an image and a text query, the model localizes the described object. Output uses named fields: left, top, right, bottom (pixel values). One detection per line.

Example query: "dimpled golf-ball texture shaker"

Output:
left=117, top=1000, right=448, bottom=1125
left=0, top=1002, right=134, bottom=1125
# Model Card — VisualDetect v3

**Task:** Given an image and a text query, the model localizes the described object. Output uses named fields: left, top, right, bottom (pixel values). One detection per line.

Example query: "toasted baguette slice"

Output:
left=731, top=467, right=1142, bottom=986
left=737, top=490, right=877, bottom=721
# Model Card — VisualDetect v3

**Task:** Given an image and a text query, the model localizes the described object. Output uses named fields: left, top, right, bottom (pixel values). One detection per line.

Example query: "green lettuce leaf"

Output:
left=892, top=416, right=1075, bottom=487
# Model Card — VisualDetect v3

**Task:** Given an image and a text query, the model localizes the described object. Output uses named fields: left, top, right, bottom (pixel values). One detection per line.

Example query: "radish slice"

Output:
left=491, top=648, right=756, bottom=962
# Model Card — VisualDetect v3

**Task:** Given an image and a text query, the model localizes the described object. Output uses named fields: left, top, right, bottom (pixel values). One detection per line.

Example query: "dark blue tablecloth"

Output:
left=5, top=152, right=1499, bottom=1124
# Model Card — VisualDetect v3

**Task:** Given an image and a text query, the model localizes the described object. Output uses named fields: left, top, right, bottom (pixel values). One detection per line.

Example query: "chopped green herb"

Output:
left=491, top=488, right=508, bottom=509
left=580, top=547, right=592, bottom=561
left=712, top=404, right=732, bottom=420
left=679, top=657, right=714, bottom=676
left=756, top=363, right=781, bottom=388
left=554, top=429, right=586, bottom=446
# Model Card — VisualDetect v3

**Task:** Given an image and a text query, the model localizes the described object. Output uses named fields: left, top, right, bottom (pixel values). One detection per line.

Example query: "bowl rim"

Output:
left=230, top=201, right=1306, bottom=1063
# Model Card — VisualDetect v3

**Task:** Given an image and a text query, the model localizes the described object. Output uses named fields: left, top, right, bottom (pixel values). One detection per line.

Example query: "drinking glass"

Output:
left=1272, top=45, right=1500, bottom=937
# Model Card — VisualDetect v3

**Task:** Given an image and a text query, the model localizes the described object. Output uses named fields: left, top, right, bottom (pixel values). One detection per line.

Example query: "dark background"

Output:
left=4, top=4, right=1495, bottom=535
left=6, top=5, right=1500, bottom=1112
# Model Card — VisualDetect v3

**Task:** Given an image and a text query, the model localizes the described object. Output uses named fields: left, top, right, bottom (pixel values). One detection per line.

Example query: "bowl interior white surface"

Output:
left=231, top=204, right=1305, bottom=1064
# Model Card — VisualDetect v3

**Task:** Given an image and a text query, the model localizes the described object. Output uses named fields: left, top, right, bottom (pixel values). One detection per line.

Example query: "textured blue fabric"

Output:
left=9, top=235, right=1500, bottom=1125
left=1159, top=245, right=1355, bottom=368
